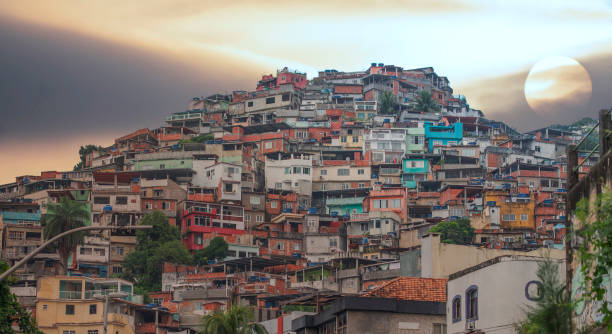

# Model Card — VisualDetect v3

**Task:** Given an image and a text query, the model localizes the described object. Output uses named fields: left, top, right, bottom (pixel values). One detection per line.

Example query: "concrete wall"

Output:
left=348, top=310, right=445, bottom=334
left=447, top=257, right=565, bottom=334
left=419, top=234, right=565, bottom=278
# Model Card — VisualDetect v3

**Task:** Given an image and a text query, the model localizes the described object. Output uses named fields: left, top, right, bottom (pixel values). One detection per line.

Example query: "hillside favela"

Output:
left=1, top=62, right=611, bottom=334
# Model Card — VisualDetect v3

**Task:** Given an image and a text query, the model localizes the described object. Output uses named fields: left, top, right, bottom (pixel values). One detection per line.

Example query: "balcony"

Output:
left=59, top=290, right=83, bottom=299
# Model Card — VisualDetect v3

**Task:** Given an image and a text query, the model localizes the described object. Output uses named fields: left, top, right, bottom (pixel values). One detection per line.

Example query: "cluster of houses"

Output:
left=0, top=63, right=597, bottom=333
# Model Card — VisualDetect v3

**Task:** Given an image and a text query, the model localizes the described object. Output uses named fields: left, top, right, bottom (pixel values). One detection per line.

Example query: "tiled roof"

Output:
left=361, top=277, right=447, bottom=302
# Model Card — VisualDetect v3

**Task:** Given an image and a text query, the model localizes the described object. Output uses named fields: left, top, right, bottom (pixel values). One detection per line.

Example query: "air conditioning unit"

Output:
left=465, top=321, right=476, bottom=330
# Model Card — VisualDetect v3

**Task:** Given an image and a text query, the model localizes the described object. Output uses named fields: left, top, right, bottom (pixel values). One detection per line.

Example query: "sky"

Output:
left=0, top=0, right=611, bottom=183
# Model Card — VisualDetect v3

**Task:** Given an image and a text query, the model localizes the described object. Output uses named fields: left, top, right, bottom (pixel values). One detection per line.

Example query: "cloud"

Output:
left=456, top=51, right=612, bottom=131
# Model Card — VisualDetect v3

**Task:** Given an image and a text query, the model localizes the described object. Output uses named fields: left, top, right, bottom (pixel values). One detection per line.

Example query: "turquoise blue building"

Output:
left=326, top=197, right=364, bottom=216
left=424, top=122, right=463, bottom=152
left=0, top=211, right=41, bottom=225
left=401, top=157, right=429, bottom=188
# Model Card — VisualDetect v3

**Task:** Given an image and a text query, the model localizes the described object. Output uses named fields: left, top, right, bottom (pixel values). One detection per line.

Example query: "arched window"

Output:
left=452, top=295, right=461, bottom=323
left=466, top=285, right=478, bottom=320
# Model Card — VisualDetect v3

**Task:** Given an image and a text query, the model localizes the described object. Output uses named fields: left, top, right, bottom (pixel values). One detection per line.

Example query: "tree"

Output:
left=179, top=133, right=214, bottom=147
left=378, top=91, right=398, bottom=115
left=121, top=211, right=192, bottom=292
left=194, top=237, right=229, bottom=266
left=0, top=261, right=43, bottom=334
left=414, top=90, right=440, bottom=113
left=201, top=305, right=268, bottom=334
left=574, top=189, right=612, bottom=328
left=43, top=197, right=90, bottom=274
left=515, top=258, right=571, bottom=333
left=429, top=218, right=474, bottom=245
left=74, top=144, right=103, bottom=170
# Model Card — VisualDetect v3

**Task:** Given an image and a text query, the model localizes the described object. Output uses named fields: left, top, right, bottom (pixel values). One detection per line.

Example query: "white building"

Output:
left=265, top=154, right=313, bottom=196
left=192, top=161, right=241, bottom=202
left=363, top=128, right=407, bottom=164
left=446, top=255, right=565, bottom=334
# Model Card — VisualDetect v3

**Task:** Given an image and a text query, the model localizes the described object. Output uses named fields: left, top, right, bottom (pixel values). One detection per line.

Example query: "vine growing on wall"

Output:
left=574, top=188, right=612, bottom=329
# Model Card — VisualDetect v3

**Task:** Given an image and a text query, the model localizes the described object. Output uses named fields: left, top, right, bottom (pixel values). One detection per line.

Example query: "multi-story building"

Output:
left=364, top=128, right=407, bottom=164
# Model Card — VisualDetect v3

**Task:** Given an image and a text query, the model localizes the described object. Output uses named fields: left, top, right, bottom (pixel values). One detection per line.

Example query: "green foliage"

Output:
left=552, top=117, right=596, bottom=131
left=378, top=91, right=398, bottom=115
left=429, top=218, right=474, bottom=245
left=414, top=90, right=441, bottom=113
left=43, top=197, right=90, bottom=274
left=515, top=258, right=572, bottom=333
left=574, top=189, right=612, bottom=329
left=179, top=133, right=214, bottom=146
left=0, top=261, right=43, bottom=334
left=201, top=305, right=268, bottom=334
left=194, top=237, right=229, bottom=266
left=74, top=144, right=104, bottom=170
left=121, top=211, right=192, bottom=292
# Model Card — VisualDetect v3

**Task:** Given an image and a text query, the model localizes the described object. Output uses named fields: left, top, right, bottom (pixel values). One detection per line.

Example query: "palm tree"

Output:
left=378, top=91, right=398, bottom=115
left=43, top=197, right=89, bottom=275
left=415, top=90, right=440, bottom=113
left=201, top=305, right=268, bottom=334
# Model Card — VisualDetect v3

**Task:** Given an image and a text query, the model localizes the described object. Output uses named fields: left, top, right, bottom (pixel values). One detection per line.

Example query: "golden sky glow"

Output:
left=0, top=0, right=611, bottom=183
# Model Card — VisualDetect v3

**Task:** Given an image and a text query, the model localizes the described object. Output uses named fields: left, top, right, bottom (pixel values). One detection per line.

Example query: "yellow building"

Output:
left=36, top=276, right=137, bottom=334
left=481, top=190, right=535, bottom=230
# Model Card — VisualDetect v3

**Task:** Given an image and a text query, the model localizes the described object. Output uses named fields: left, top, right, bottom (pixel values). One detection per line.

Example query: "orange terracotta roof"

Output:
left=361, top=277, right=447, bottom=302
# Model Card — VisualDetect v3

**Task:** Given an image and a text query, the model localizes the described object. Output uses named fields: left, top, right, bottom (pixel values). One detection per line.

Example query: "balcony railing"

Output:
left=59, top=290, right=83, bottom=299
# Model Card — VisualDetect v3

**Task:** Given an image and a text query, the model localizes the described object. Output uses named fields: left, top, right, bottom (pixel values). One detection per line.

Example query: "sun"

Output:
left=524, top=56, right=592, bottom=114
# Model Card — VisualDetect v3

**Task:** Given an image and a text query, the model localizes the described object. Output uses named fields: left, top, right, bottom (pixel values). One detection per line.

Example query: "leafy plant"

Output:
left=429, top=218, right=474, bottom=245
left=574, top=188, right=612, bottom=329
left=194, top=237, right=229, bottom=266
left=414, top=90, right=440, bottom=113
left=378, top=91, right=398, bottom=115
left=201, top=305, right=268, bottom=334
left=73, top=144, right=104, bottom=170
left=121, top=211, right=192, bottom=292
left=515, top=258, right=572, bottom=334
left=0, top=261, right=43, bottom=334
left=43, top=197, right=90, bottom=274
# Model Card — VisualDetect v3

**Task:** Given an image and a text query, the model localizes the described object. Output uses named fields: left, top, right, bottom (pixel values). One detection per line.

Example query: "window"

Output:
left=358, top=169, right=364, bottom=175
left=245, top=215, right=251, bottom=222
left=285, top=167, right=291, bottom=174
left=247, top=101, right=253, bottom=107
left=352, top=136, right=359, bottom=143
left=8, top=231, right=24, bottom=240
left=270, top=201, right=278, bottom=209
left=256, top=215, right=263, bottom=222
left=360, top=223, right=369, bottom=231
left=42, top=304, right=48, bottom=310
left=535, top=146, right=541, bottom=152
left=225, top=183, right=233, bottom=192
left=391, top=199, right=401, bottom=208
left=341, top=136, right=347, bottom=143
left=375, top=220, right=381, bottom=228
left=112, top=266, right=123, bottom=274
left=275, top=183, right=282, bottom=189
left=373, top=199, right=388, bottom=209
left=466, top=286, right=478, bottom=320
left=413, top=136, right=421, bottom=145
left=337, top=169, right=349, bottom=176
left=115, top=196, right=128, bottom=205
left=282, top=94, right=290, bottom=101
left=90, top=304, right=97, bottom=314
left=341, top=183, right=349, bottom=190
left=65, top=304, right=75, bottom=315
left=433, top=323, right=447, bottom=334
left=94, top=196, right=110, bottom=204
left=159, top=164, right=165, bottom=169
left=502, top=214, right=516, bottom=221
left=265, top=97, right=275, bottom=104
left=521, top=214, right=528, bottom=221
left=321, top=169, right=327, bottom=175
left=330, top=238, right=337, bottom=247
left=63, top=331, right=76, bottom=334
left=239, top=251, right=247, bottom=257
left=293, top=167, right=302, bottom=174
left=358, top=183, right=365, bottom=188
left=303, top=167, right=310, bottom=175
left=321, top=183, right=327, bottom=191
left=452, top=295, right=461, bottom=322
